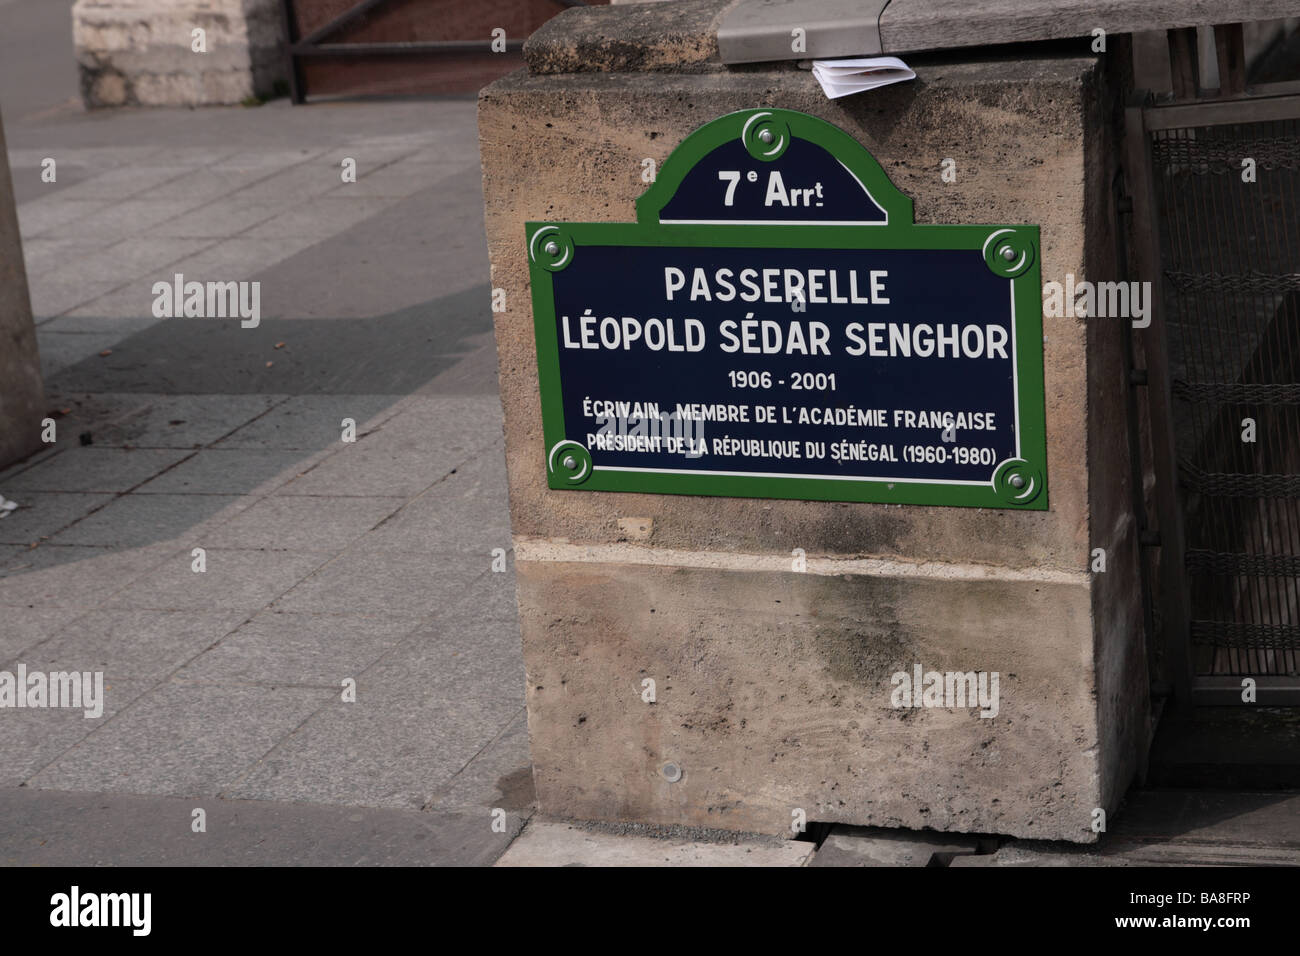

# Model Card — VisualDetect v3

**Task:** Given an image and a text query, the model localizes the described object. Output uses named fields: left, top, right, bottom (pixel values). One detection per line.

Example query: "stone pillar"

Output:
left=0, top=109, right=46, bottom=470
left=73, top=0, right=286, bottom=108
left=479, top=2, right=1147, bottom=842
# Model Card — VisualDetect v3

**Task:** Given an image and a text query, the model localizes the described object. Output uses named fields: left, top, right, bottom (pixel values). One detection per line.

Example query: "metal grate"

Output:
left=1151, top=118, right=1300, bottom=681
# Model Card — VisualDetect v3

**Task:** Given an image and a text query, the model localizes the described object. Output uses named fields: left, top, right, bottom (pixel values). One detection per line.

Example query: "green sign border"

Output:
left=525, top=108, right=1047, bottom=510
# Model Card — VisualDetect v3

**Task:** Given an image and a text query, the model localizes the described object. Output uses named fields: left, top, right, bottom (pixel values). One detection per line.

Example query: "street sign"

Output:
left=525, top=108, right=1047, bottom=508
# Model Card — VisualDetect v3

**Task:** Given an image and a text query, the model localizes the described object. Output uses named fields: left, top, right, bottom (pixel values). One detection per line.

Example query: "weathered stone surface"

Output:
left=524, top=0, right=728, bottom=75
left=480, top=60, right=1099, bottom=571
left=518, top=560, right=1099, bottom=841
left=73, top=0, right=286, bottom=108
left=496, top=819, right=813, bottom=866
left=479, top=46, right=1146, bottom=842
left=0, top=109, right=45, bottom=469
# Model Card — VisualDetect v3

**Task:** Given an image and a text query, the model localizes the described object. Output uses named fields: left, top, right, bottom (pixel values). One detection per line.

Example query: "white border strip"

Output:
left=513, top=538, right=1088, bottom=585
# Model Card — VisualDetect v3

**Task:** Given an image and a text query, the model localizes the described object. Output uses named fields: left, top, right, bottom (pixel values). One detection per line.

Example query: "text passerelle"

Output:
left=559, top=266, right=1010, bottom=360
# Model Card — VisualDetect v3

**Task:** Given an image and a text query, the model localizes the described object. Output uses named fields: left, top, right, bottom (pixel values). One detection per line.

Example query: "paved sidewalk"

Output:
left=1, top=3, right=531, bottom=862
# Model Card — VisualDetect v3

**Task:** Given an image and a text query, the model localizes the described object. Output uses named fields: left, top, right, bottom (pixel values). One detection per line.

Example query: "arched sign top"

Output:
left=636, top=109, right=913, bottom=227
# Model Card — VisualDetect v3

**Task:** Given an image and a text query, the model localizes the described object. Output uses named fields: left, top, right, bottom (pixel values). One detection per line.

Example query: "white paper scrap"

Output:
left=811, top=56, right=915, bottom=99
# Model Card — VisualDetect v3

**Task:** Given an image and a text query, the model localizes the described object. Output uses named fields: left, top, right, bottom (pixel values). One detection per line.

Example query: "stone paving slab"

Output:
left=105, top=548, right=331, bottom=612
left=275, top=445, right=472, bottom=499
left=422, top=441, right=510, bottom=500
left=201, top=494, right=403, bottom=552
left=244, top=196, right=404, bottom=240
left=0, top=605, right=87, bottom=665
left=174, top=610, right=423, bottom=687
left=0, top=788, right=523, bottom=867
left=63, top=198, right=211, bottom=241
left=212, top=394, right=402, bottom=449
left=49, top=493, right=249, bottom=548
left=349, top=495, right=510, bottom=555
left=133, top=448, right=310, bottom=496
left=19, top=236, right=108, bottom=278
left=224, top=688, right=523, bottom=810
left=1, top=446, right=194, bottom=494
left=269, top=551, right=484, bottom=616
left=356, top=394, right=505, bottom=454
left=44, top=308, right=488, bottom=396
left=0, top=492, right=115, bottom=546
left=27, top=681, right=336, bottom=798
left=0, top=543, right=177, bottom=610
left=73, top=236, right=215, bottom=283
left=0, top=677, right=158, bottom=788
left=147, top=197, right=292, bottom=238
left=22, top=608, right=251, bottom=681
left=424, top=708, right=533, bottom=814
left=16, top=198, right=113, bottom=240
left=28, top=275, right=128, bottom=321
left=54, top=393, right=283, bottom=449
left=496, top=821, right=815, bottom=867
left=32, top=164, right=196, bottom=205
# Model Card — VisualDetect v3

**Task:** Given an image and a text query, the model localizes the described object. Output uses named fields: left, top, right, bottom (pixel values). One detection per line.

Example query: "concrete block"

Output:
left=480, top=10, right=1148, bottom=843
left=516, top=559, right=1098, bottom=841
